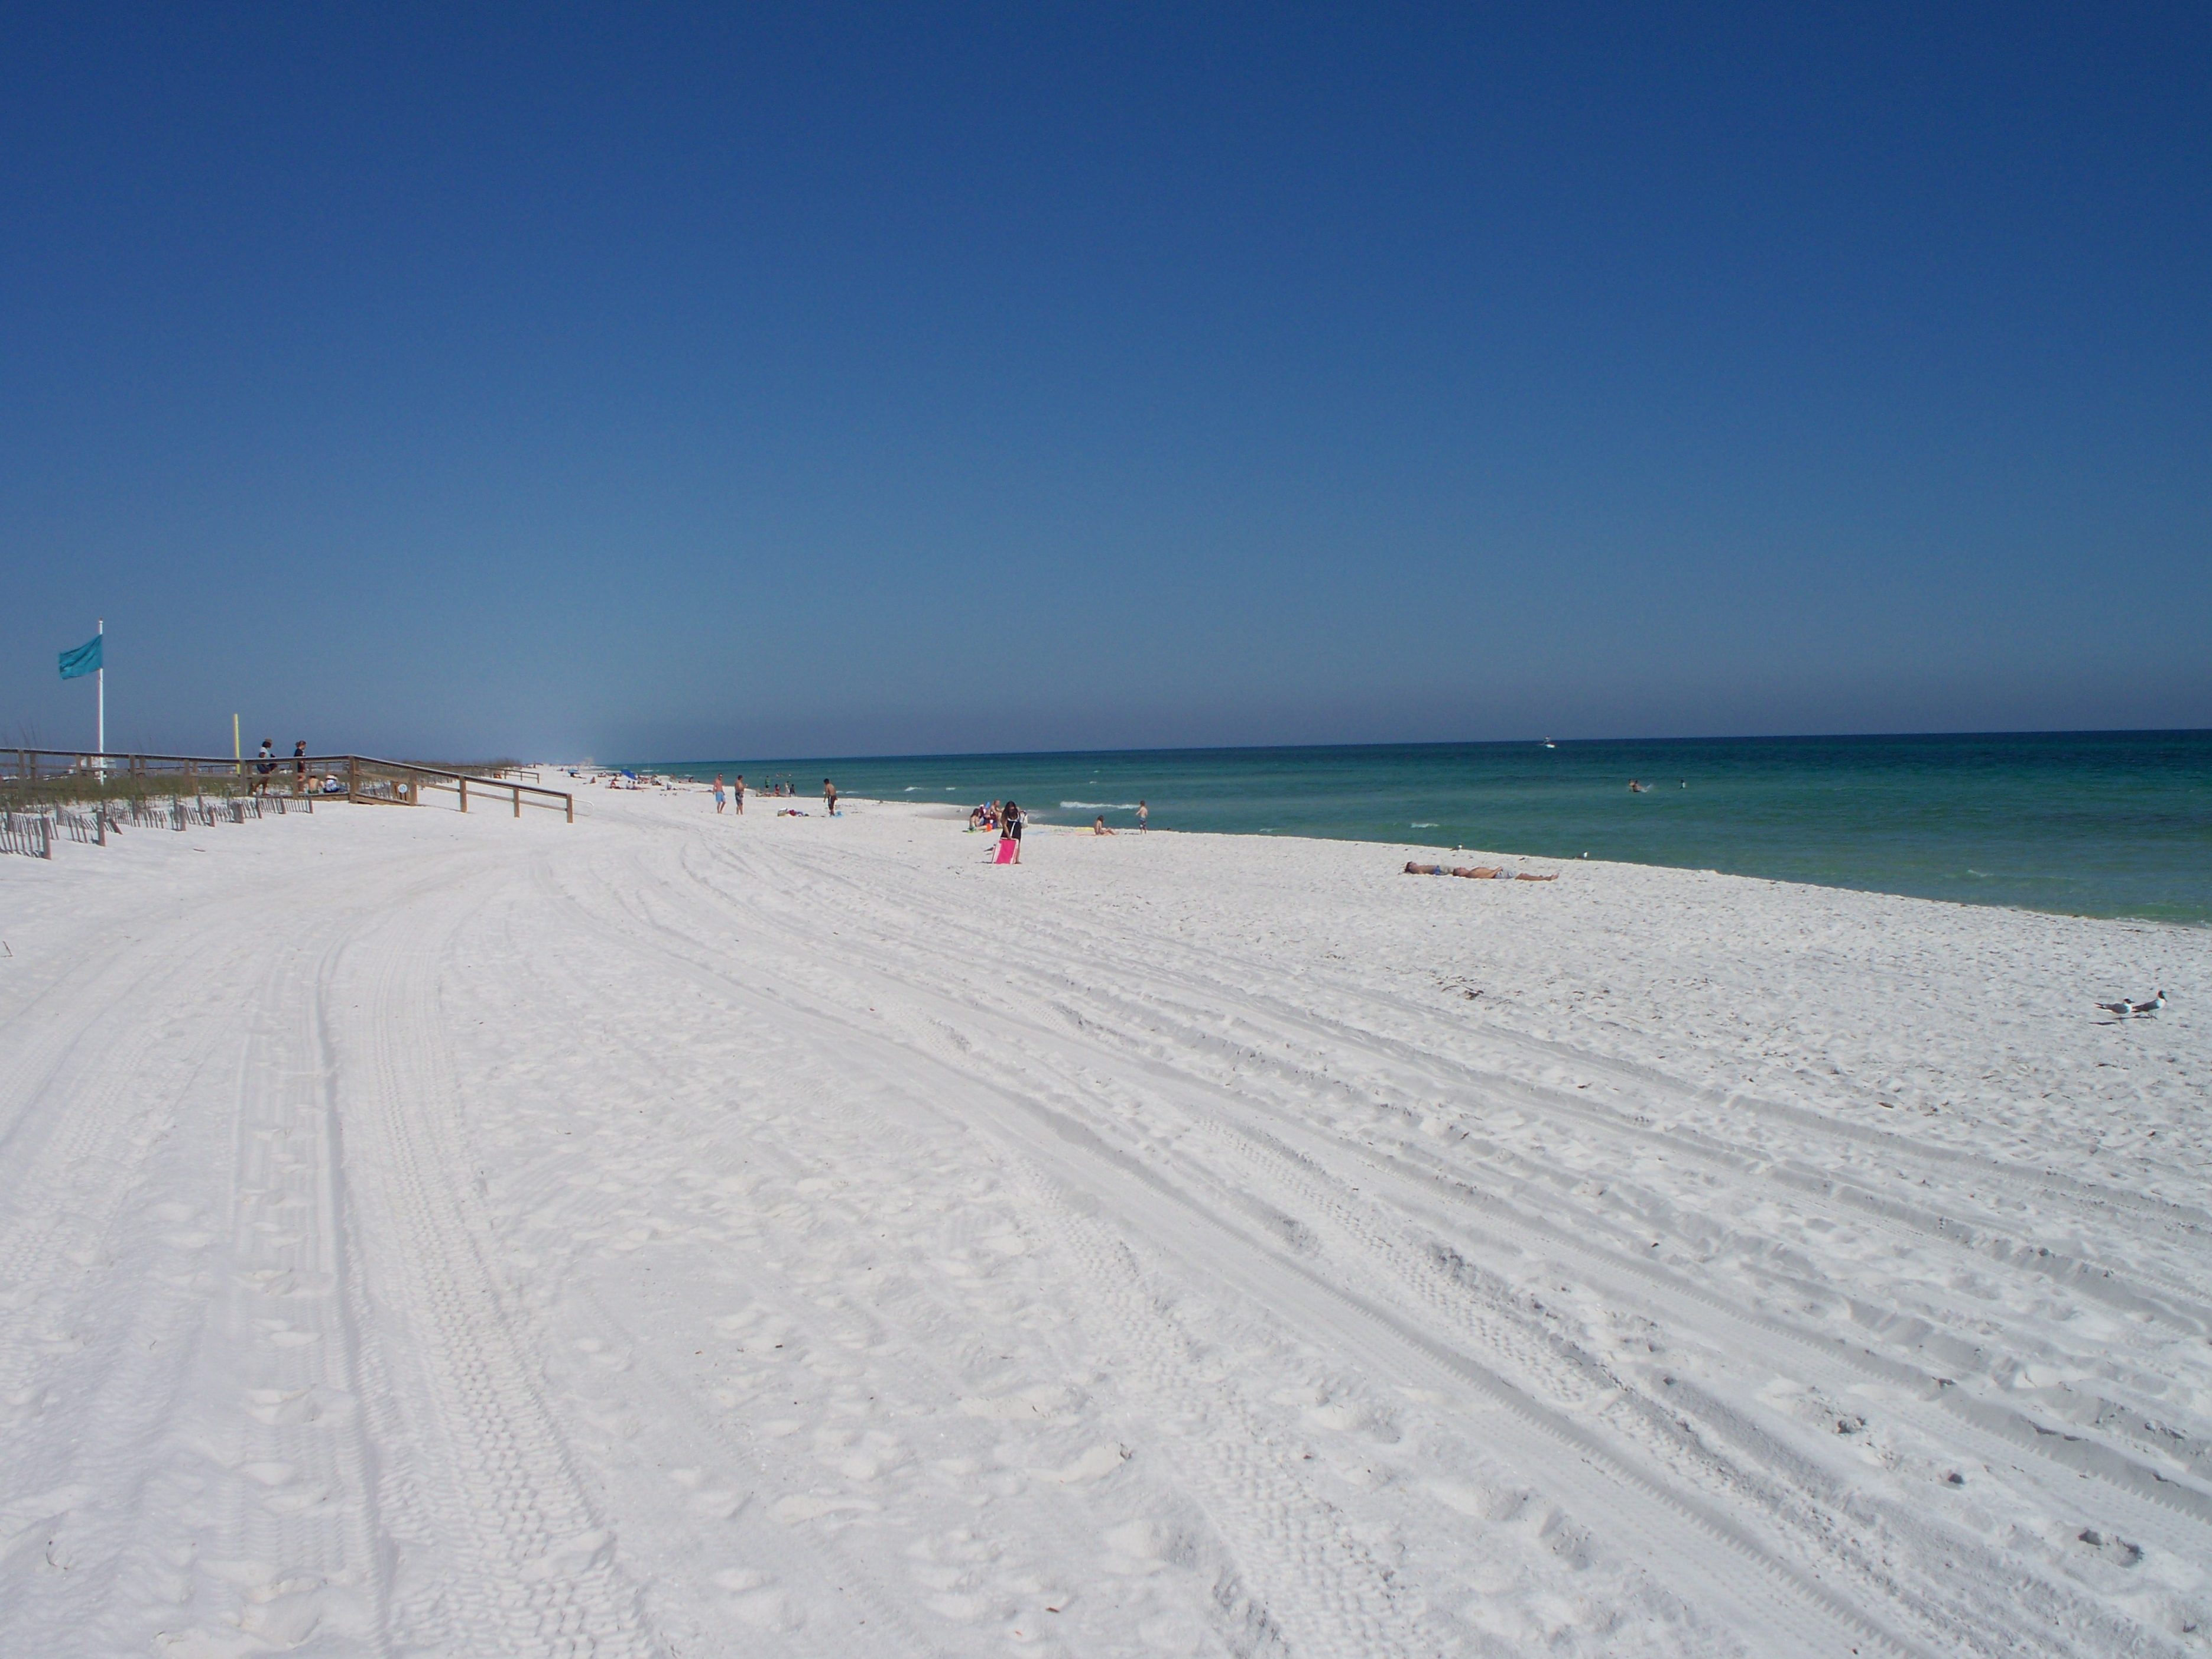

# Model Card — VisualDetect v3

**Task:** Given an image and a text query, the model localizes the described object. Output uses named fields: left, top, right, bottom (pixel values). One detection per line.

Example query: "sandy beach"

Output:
left=2, top=787, right=2207, bottom=1657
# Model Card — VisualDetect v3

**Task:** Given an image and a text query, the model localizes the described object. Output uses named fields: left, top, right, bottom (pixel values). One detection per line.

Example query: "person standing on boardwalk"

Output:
left=733, top=774, right=745, bottom=814
left=712, top=774, right=727, bottom=814
left=293, top=740, right=307, bottom=795
left=823, top=778, right=838, bottom=816
left=253, top=739, right=275, bottom=795
left=1137, top=800, right=1148, bottom=830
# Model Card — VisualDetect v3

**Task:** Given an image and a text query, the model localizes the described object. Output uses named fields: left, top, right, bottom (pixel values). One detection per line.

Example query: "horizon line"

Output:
left=613, top=724, right=2212, bottom=770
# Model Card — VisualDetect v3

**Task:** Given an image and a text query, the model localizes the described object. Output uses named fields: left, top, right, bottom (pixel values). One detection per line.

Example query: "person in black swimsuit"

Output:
left=999, top=800, right=1023, bottom=863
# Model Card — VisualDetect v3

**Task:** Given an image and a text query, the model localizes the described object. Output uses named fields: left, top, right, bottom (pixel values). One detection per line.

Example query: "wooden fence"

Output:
left=0, top=751, right=573, bottom=823
left=1, top=791, right=316, bottom=860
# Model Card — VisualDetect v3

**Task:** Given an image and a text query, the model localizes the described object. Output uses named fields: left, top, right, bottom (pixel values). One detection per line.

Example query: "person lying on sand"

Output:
left=1404, top=862, right=1558, bottom=881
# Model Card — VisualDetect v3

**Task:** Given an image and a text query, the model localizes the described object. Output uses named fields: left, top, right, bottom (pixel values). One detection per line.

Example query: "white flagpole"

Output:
left=96, top=619, right=106, bottom=770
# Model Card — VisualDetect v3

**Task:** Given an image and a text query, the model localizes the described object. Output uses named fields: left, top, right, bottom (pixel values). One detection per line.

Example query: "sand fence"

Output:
left=1, top=749, right=573, bottom=859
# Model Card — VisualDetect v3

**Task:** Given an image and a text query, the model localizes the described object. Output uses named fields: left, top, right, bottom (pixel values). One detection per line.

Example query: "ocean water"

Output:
left=645, top=731, right=2212, bottom=925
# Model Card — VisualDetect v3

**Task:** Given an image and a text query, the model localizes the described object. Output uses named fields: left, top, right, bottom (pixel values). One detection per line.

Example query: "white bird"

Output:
left=2097, top=991, right=2166, bottom=1017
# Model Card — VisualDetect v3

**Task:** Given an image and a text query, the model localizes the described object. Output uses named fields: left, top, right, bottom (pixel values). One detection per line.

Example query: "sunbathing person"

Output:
left=1404, top=861, right=1551, bottom=881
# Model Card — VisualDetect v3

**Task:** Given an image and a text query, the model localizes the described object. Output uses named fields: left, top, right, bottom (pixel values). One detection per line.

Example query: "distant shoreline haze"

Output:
left=624, top=730, right=2212, bottom=925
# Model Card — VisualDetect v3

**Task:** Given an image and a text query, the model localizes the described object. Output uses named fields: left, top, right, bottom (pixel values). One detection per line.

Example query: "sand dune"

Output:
left=1, top=788, right=2205, bottom=1655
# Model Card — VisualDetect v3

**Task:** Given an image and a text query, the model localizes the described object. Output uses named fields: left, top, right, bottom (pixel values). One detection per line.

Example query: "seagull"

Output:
left=2097, top=991, right=2166, bottom=1017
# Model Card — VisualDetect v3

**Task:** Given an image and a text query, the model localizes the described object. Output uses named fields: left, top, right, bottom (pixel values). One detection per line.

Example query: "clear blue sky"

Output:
left=7, top=4, right=2207, bottom=760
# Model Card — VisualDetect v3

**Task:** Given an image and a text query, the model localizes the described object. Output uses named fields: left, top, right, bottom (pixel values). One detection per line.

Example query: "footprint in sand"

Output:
left=713, top=1567, right=804, bottom=1629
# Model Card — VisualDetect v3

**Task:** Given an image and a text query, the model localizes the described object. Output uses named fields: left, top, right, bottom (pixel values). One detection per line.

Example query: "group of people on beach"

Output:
left=708, top=775, right=844, bottom=816
left=966, top=796, right=1153, bottom=862
left=964, top=800, right=1029, bottom=861
left=697, top=777, right=1158, bottom=859
left=249, top=739, right=310, bottom=796
left=1089, top=800, right=1149, bottom=835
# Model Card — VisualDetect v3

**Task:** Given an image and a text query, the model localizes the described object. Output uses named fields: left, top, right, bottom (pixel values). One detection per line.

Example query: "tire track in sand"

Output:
left=332, top=877, right=658, bottom=1657
left=545, top=826, right=1918, bottom=1658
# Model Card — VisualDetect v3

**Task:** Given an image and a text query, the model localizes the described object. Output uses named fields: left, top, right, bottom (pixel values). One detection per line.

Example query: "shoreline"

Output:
left=567, top=768, right=2212, bottom=931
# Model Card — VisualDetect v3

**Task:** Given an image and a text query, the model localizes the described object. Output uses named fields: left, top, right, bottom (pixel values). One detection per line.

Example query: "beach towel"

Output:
left=994, top=838, right=1018, bottom=865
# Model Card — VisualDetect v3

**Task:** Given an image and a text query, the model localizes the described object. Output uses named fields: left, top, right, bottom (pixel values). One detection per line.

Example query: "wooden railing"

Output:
left=347, top=757, right=573, bottom=822
left=1, top=751, right=573, bottom=823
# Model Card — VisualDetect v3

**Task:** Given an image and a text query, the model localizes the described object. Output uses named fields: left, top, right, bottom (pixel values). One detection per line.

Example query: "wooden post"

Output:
left=565, top=792, right=573, bottom=824
left=459, top=776, right=468, bottom=813
left=348, top=756, right=359, bottom=803
left=186, top=759, right=196, bottom=792
left=512, top=783, right=521, bottom=819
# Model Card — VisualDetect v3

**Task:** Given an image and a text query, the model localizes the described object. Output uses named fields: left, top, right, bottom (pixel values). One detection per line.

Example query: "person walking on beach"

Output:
left=823, top=778, right=838, bottom=816
left=712, top=774, right=727, bottom=814
left=1137, top=800, right=1148, bottom=830
left=733, top=774, right=745, bottom=814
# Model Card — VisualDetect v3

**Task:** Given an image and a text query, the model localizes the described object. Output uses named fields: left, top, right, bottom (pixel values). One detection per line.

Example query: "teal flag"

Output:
left=59, top=635, right=102, bottom=679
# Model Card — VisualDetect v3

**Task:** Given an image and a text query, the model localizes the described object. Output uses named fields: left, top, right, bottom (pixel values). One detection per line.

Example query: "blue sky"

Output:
left=6, top=4, right=2207, bottom=759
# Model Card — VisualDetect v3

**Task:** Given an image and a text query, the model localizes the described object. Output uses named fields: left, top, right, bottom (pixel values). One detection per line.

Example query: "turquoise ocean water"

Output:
left=641, top=731, right=2212, bottom=925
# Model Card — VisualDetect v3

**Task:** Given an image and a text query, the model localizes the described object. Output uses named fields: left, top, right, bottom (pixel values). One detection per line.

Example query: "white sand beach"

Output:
left=2, top=787, right=2207, bottom=1657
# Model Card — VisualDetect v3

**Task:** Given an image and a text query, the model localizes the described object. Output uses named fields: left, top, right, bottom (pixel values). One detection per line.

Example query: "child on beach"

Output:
left=733, top=775, right=745, bottom=813
left=1137, top=800, right=1148, bottom=830
left=1094, top=816, right=1115, bottom=835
